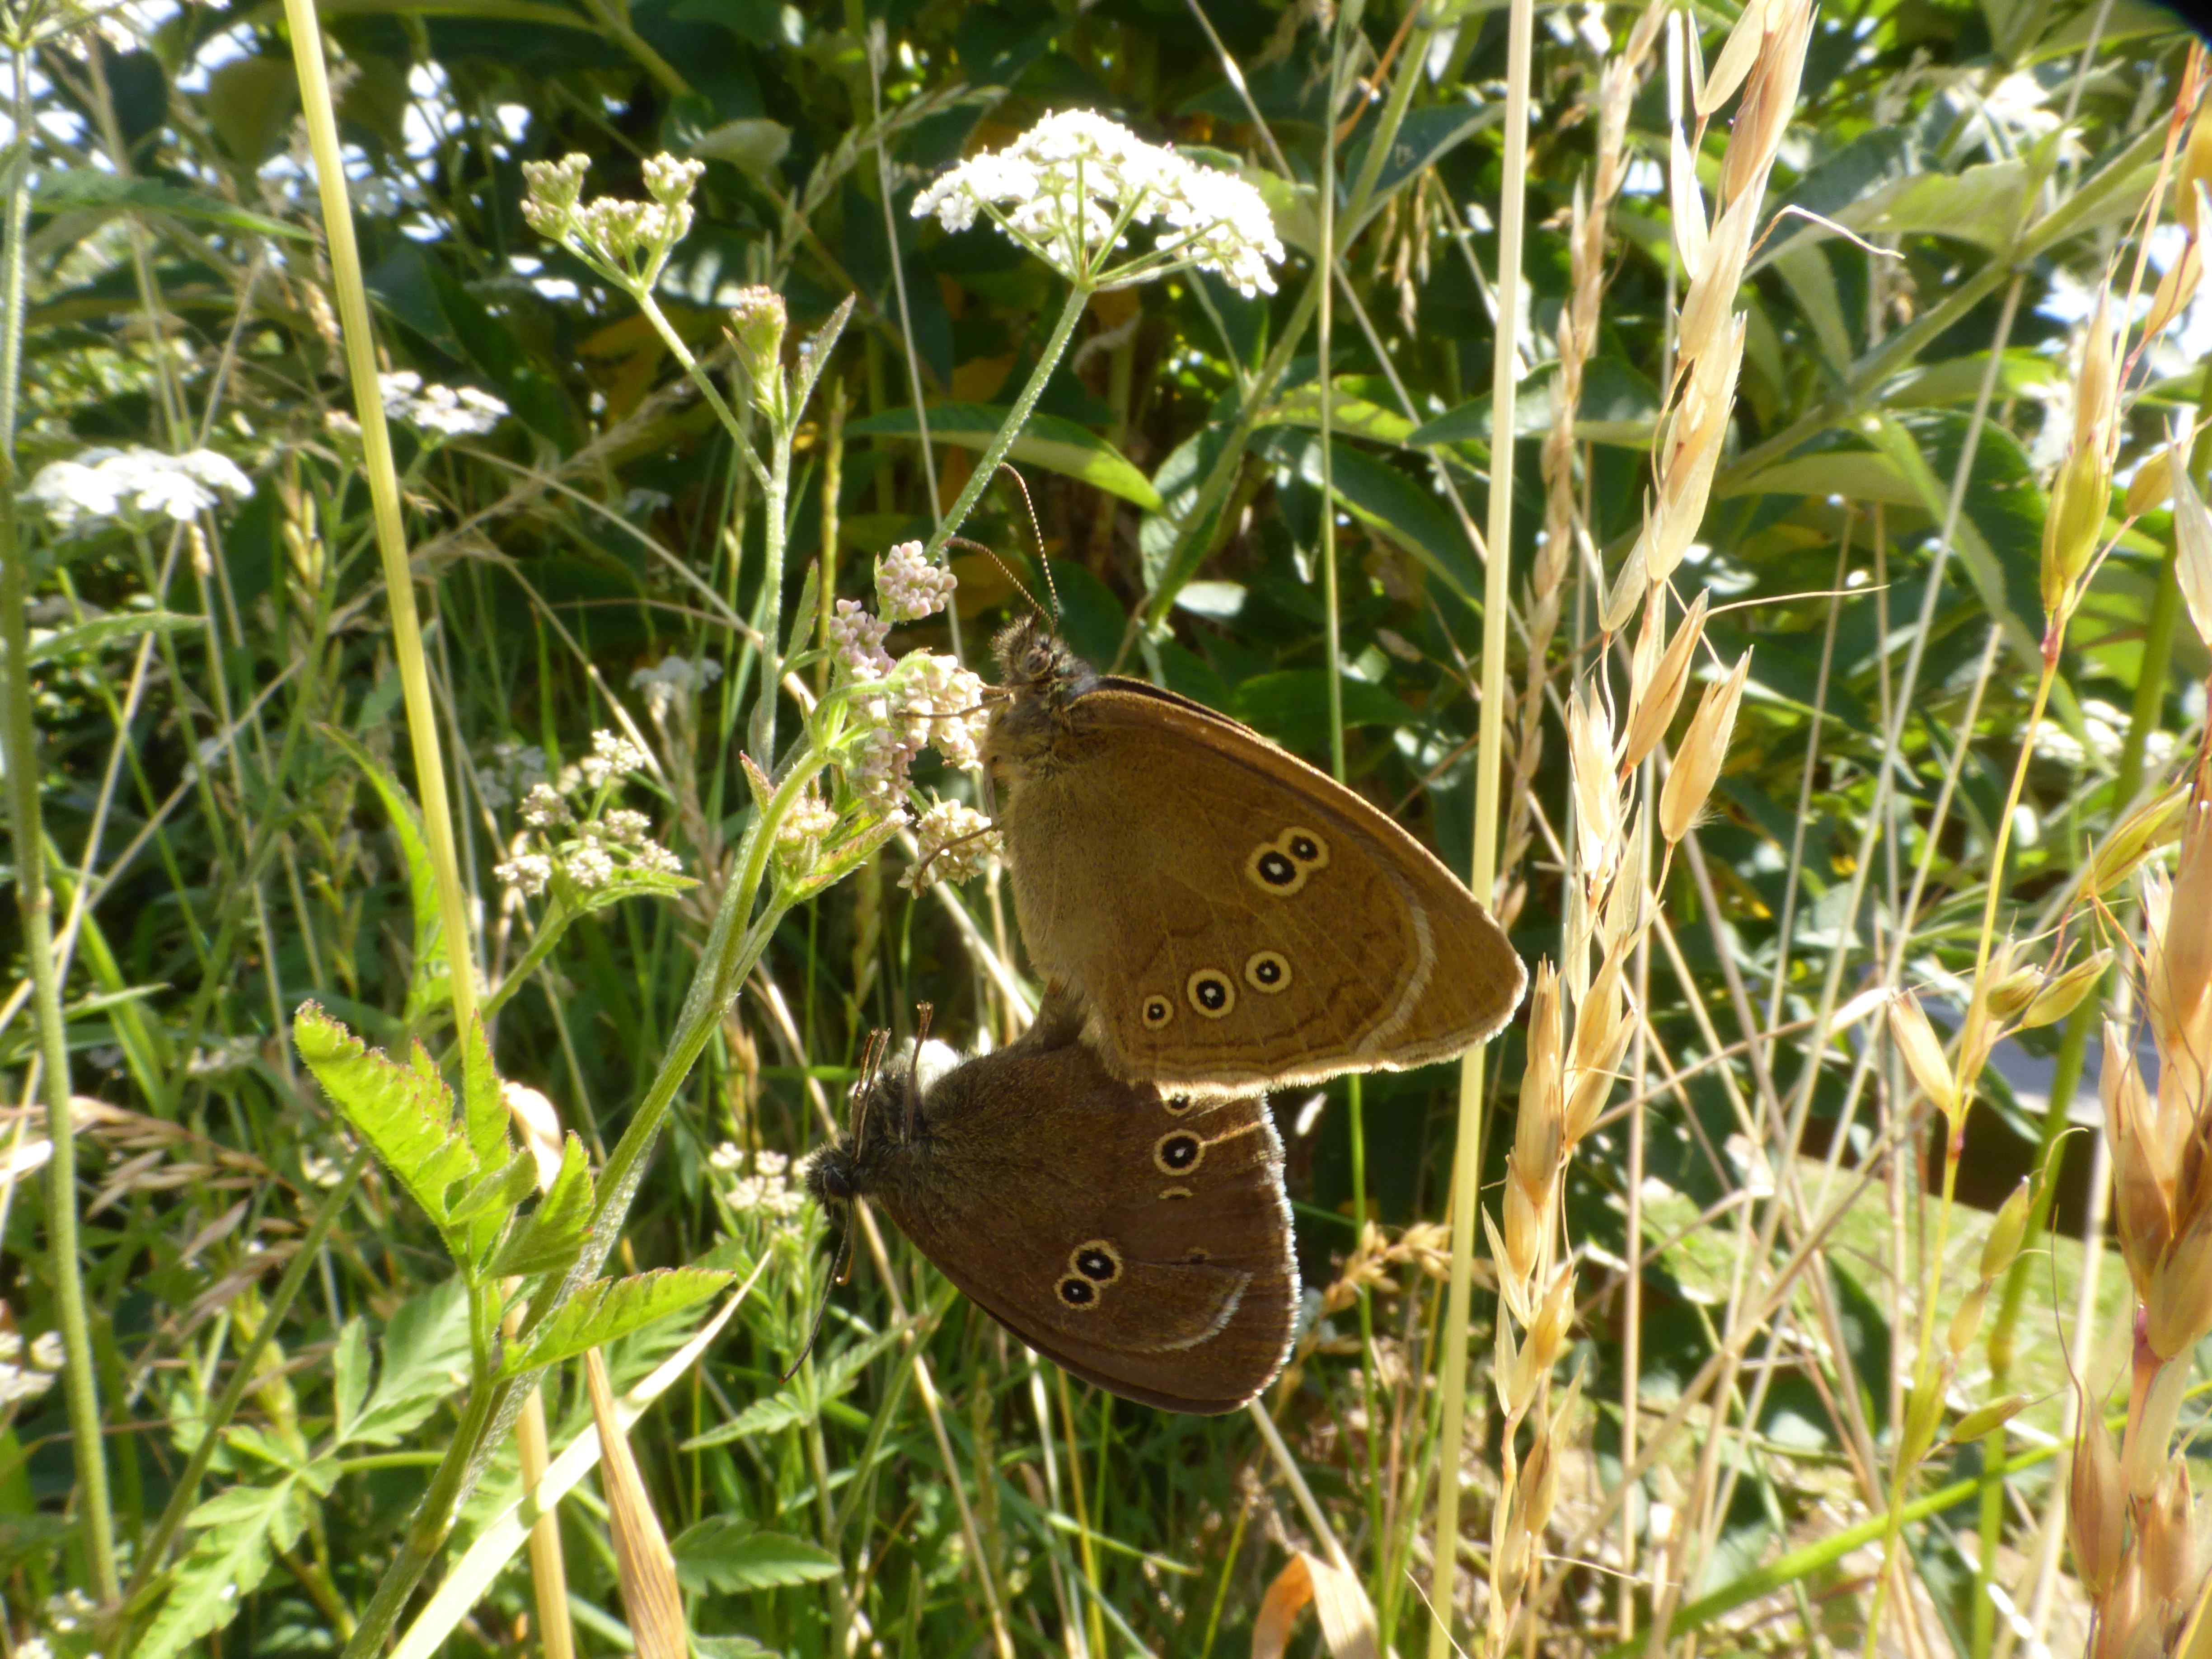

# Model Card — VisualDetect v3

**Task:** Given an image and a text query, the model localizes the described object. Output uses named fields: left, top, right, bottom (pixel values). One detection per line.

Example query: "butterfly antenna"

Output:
left=947, top=534, right=1051, bottom=627
left=779, top=1221, right=854, bottom=1383
left=903, top=1001, right=933, bottom=1141
left=994, top=464, right=1058, bottom=625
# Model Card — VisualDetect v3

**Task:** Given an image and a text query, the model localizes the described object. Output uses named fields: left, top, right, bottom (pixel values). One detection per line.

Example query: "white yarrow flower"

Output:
left=913, top=109, right=1284, bottom=296
left=876, top=540, right=957, bottom=623
left=902, top=799, right=1001, bottom=892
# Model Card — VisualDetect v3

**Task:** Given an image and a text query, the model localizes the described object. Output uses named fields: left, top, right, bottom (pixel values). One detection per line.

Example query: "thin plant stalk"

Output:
left=280, top=0, right=477, bottom=1040
left=0, top=8, right=120, bottom=1604
left=920, top=284, right=1090, bottom=566
left=1428, top=0, right=1532, bottom=1646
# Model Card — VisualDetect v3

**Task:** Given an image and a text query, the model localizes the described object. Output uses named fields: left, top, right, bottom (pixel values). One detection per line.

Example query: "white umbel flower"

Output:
left=26, top=446, right=253, bottom=533
left=914, top=109, right=1284, bottom=297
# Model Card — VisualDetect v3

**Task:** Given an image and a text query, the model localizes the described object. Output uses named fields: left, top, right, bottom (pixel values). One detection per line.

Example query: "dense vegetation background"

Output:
left=3, top=0, right=2208, bottom=1653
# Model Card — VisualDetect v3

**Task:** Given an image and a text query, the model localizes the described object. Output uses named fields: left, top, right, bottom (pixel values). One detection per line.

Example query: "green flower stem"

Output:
left=0, top=13, right=119, bottom=1602
left=1969, top=355, right=2210, bottom=1653
left=281, top=0, right=477, bottom=1040
left=921, top=282, right=1091, bottom=565
left=1429, top=0, right=1530, bottom=1647
left=337, top=747, right=829, bottom=1659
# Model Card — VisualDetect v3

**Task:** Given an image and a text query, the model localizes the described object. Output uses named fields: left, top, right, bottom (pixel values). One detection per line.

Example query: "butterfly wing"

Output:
left=994, top=681, right=1527, bottom=1093
left=869, top=1041, right=1296, bottom=1415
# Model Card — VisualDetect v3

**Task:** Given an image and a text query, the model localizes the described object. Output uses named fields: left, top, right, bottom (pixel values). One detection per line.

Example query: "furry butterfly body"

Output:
left=805, top=1016, right=1296, bottom=1414
left=984, top=617, right=1528, bottom=1095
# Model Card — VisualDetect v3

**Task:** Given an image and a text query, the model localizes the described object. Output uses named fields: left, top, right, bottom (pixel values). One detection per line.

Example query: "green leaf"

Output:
left=845, top=403, right=1163, bottom=512
left=136, top=1476, right=305, bottom=1659
left=1230, top=670, right=1415, bottom=757
left=20, top=610, right=195, bottom=665
left=490, top=1133, right=596, bottom=1279
left=1254, top=431, right=1478, bottom=605
left=319, top=727, right=450, bottom=1026
left=502, top=1266, right=733, bottom=1378
left=671, top=1520, right=842, bottom=1594
left=331, top=1320, right=369, bottom=1444
left=680, top=1392, right=809, bottom=1449
left=347, top=1278, right=472, bottom=1448
left=447, top=1149, right=541, bottom=1228
left=34, top=167, right=309, bottom=239
left=1405, top=356, right=1661, bottom=450
left=293, top=1006, right=476, bottom=1241
left=457, top=1015, right=507, bottom=1169
left=693, top=1638, right=776, bottom=1659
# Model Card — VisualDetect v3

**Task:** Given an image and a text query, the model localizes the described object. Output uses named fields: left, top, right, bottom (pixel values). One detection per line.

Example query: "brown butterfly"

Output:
left=982, top=616, right=1527, bottom=1097
left=804, top=1008, right=1297, bottom=1415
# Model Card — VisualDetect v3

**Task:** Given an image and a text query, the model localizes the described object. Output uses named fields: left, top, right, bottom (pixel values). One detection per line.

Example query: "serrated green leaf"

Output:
left=294, top=1006, right=475, bottom=1240
left=491, top=1133, right=595, bottom=1279
left=136, top=1476, right=304, bottom=1659
left=319, top=727, right=450, bottom=1025
left=846, top=403, right=1163, bottom=511
left=681, top=1392, right=810, bottom=1450
left=671, top=1520, right=841, bottom=1594
left=346, top=1278, right=471, bottom=1448
left=331, top=1319, right=369, bottom=1443
left=502, top=1266, right=732, bottom=1378
left=447, top=1149, right=540, bottom=1227
left=458, top=1015, right=507, bottom=1168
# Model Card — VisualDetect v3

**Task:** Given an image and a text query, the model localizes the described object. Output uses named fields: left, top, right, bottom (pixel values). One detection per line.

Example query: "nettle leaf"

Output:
left=502, top=1266, right=732, bottom=1378
left=345, top=1277, right=472, bottom=1448
left=491, top=1133, right=595, bottom=1279
left=672, top=1519, right=842, bottom=1594
left=137, top=1476, right=307, bottom=1659
left=294, top=1005, right=477, bottom=1240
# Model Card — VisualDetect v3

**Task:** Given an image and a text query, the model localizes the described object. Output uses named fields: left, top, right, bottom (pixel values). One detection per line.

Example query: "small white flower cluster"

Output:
left=630, top=654, right=724, bottom=722
left=494, top=730, right=683, bottom=899
left=913, top=109, right=1284, bottom=297
left=377, top=370, right=509, bottom=439
left=828, top=599, right=895, bottom=677
left=901, top=799, right=1001, bottom=893
left=26, top=446, right=253, bottom=533
left=711, top=1144, right=806, bottom=1218
left=0, top=1323, right=65, bottom=1408
left=775, top=787, right=842, bottom=866
left=522, top=152, right=704, bottom=284
left=478, top=740, right=548, bottom=810
left=877, top=539, right=956, bottom=623
left=852, top=651, right=990, bottom=807
left=577, top=729, right=649, bottom=790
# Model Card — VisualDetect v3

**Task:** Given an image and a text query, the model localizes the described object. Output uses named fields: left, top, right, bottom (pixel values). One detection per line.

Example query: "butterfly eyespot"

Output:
left=1186, top=969, right=1236, bottom=1019
left=1141, top=995, right=1174, bottom=1029
left=1163, top=1094, right=1195, bottom=1114
left=1070, top=1240, right=1123, bottom=1283
left=1247, top=844, right=1304, bottom=894
left=1058, top=1276, right=1097, bottom=1308
left=1154, top=1131, right=1204, bottom=1174
left=1283, top=827, right=1329, bottom=868
left=1245, top=950, right=1292, bottom=994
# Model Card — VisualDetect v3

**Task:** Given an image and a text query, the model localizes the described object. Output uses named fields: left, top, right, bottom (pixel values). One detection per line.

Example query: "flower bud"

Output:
left=2174, top=457, right=2212, bottom=655
left=2042, top=442, right=2112, bottom=617
left=1948, top=1283, right=1987, bottom=1357
left=2148, top=1206, right=2212, bottom=1361
left=1889, top=991, right=1957, bottom=1122
left=2069, top=1398, right=2126, bottom=1599
left=1985, top=939, right=2044, bottom=1022
left=2126, top=447, right=2176, bottom=519
left=1659, top=650, right=1752, bottom=844
left=1948, top=1393, right=2030, bottom=1445
left=1981, top=1178, right=2034, bottom=1283
left=2142, top=1462, right=2196, bottom=1606
left=1622, top=590, right=1710, bottom=774
left=2090, top=786, right=2189, bottom=895
left=2018, top=950, right=2111, bottom=1029
left=728, top=286, right=790, bottom=413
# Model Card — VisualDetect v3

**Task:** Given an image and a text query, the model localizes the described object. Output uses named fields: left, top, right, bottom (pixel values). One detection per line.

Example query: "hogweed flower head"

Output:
left=27, top=446, right=252, bottom=534
left=913, top=109, right=1284, bottom=297
left=378, top=370, right=508, bottom=439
